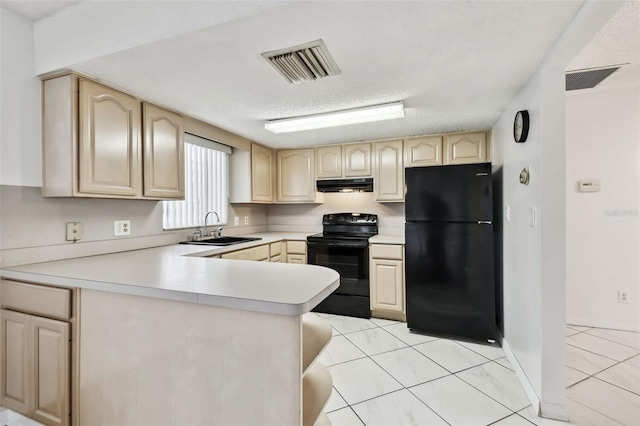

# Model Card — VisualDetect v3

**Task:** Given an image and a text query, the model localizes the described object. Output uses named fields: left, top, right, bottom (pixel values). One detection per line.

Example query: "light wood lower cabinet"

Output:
left=220, top=244, right=270, bottom=261
left=370, top=244, right=405, bottom=315
left=286, top=241, right=307, bottom=264
left=1, top=309, right=70, bottom=426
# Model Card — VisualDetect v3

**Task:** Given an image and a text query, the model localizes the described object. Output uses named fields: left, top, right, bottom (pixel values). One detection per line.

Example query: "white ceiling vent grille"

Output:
left=262, top=40, right=341, bottom=84
left=566, top=65, right=624, bottom=91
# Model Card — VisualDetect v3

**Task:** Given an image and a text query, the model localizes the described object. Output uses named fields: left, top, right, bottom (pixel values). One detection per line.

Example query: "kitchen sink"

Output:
left=180, top=236, right=262, bottom=246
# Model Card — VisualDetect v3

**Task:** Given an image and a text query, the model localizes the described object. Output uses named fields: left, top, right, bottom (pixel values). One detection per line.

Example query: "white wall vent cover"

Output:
left=262, top=39, right=341, bottom=84
left=565, top=65, right=623, bottom=91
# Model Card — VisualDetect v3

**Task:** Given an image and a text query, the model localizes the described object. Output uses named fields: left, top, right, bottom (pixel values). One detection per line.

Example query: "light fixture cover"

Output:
left=265, top=101, right=405, bottom=133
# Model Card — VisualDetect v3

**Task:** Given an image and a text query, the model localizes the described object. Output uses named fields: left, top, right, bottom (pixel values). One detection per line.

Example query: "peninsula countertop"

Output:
left=0, top=233, right=339, bottom=316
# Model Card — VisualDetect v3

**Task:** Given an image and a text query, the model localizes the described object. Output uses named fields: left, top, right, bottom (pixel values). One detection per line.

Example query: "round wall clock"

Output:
left=514, top=110, right=530, bottom=143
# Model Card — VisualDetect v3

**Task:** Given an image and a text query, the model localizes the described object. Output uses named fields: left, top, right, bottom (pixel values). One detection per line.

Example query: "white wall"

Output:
left=566, top=87, right=640, bottom=331
left=491, top=1, right=624, bottom=419
left=0, top=8, right=42, bottom=187
left=267, top=193, right=405, bottom=236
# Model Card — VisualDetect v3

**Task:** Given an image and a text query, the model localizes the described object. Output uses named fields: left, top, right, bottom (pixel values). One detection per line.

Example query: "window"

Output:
left=163, top=133, right=231, bottom=230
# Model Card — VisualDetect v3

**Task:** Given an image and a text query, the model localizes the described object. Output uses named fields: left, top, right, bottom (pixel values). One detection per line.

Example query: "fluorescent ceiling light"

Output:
left=265, top=101, right=405, bottom=133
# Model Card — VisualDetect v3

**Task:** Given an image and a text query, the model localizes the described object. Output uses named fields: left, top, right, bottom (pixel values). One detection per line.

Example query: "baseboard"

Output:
left=501, top=337, right=541, bottom=416
left=371, top=309, right=406, bottom=322
left=540, top=401, right=569, bottom=421
left=566, top=316, right=639, bottom=332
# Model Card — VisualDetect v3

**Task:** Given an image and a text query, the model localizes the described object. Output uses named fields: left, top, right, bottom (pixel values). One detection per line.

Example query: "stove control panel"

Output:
left=323, top=213, right=378, bottom=225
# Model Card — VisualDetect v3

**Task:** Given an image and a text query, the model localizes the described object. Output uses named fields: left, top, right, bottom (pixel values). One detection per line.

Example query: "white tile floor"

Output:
left=2, top=320, right=638, bottom=426
left=315, top=314, right=640, bottom=426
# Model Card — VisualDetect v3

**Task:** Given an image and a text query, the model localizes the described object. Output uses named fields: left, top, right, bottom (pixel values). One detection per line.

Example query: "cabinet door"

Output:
left=1, top=309, right=30, bottom=415
left=277, top=149, right=315, bottom=202
left=445, top=132, right=487, bottom=165
left=287, top=254, right=306, bottom=264
left=370, top=259, right=404, bottom=313
left=143, top=103, right=184, bottom=199
left=316, top=146, right=342, bottom=179
left=270, top=255, right=282, bottom=263
left=31, top=317, right=70, bottom=426
left=373, top=140, right=404, bottom=202
left=79, top=79, right=141, bottom=196
left=252, top=144, right=274, bottom=202
left=221, top=245, right=270, bottom=261
left=344, top=143, right=371, bottom=177
left=404, top=136, right=443, bottom=167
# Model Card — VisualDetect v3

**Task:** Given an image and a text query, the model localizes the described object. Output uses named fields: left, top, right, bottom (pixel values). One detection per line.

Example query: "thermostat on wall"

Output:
left=578, top=180, right=601, bottom=192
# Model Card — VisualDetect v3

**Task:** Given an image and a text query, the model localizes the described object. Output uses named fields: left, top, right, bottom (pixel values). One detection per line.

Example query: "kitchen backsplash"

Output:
left=267, top=192, right=405, bottom=236
left=0, top=185, right=268, bottom=267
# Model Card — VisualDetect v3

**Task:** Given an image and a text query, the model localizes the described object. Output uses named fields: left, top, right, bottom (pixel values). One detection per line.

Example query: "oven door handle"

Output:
left=306, top=241, right=369, bottom=249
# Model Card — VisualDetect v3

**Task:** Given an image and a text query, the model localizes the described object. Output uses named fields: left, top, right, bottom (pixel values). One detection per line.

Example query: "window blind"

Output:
left=163, top=134, right=229, bottom=230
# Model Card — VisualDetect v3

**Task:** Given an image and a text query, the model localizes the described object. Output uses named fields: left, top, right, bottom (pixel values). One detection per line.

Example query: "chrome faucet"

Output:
left=203, top=211, right=221, bottom=237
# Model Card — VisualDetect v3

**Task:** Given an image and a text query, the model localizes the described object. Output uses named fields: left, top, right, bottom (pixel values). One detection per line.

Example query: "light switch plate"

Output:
left=529, top=207, right=536, bottom=227
left=66, top=222, right=83, bottom=242
left=505, top=206, right=511, bottom=222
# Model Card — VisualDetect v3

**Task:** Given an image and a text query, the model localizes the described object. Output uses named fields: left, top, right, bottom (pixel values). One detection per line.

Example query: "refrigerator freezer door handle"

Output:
left=478, top=221, right=492, bottom=224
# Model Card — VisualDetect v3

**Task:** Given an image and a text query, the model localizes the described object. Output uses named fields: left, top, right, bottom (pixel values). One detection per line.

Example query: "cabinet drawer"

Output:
left=221, top=245, right=270, bottom=261
left=270, top=242, right=282, bottom=257
left=0, top=280, right=71, bottom=321
left=287, top=241, right=306, bottom=255
left=370, top=244, right=403, bottom=260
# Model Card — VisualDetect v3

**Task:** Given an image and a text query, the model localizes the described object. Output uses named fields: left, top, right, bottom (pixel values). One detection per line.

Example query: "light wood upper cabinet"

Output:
left=373, top=140, right=404, bottom=202
left=277, top=148, right=316, bottom=202
left=142, top=103, right=184, bottom=199
left=79, top=79, right=141, bottom=197
left=344, top=143, right=371, bottom=177
left=445, top=132, right=487, bottom=165
left=404, top=136, right=443, bottom=167
left=316, top=145, right=342, bottom=179
left=252, top=144, right=275, bottom=202
left=229, top=143, right=274, bottom=203
left=43, top=74, right=185, bottom=200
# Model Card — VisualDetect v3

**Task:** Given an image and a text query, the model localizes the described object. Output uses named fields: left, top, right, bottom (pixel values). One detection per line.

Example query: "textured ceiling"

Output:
left=3, top=2, right=635, bottom=148
left=71, top=1, right=587, bottom=149
left=568, top=0, right=639, bottom=90
left=0, top=0, right=79, bottom=21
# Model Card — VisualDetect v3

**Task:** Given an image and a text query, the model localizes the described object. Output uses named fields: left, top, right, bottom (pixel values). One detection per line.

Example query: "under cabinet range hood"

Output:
left=316, top=178, right=373, bottom=193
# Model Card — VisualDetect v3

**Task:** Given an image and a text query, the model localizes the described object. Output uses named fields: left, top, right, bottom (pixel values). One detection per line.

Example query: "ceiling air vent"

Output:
left=262, top=39, right=341, bottom=84
left=565, top=65, right=623, bottom=91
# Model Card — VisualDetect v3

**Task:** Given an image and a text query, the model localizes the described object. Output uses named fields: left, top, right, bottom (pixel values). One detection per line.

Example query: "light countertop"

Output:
left=0, top=232, right=338, bottom=316
left=369, top=234, right=405, bottom=245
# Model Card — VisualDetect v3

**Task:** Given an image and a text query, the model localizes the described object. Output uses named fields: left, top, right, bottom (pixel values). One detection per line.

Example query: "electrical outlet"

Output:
left=618, top=291, right=629, bottom=304
left=234, top=217, right=239, bottom=226
left=66, top=222, right=83, bottom=242
left=114, top=220, right=131, bottom=236
left=244, top=216, right=249, bottom=225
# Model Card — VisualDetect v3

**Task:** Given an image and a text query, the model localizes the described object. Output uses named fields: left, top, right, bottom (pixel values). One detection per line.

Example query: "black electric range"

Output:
left=307, top=213, right=378, bottom=318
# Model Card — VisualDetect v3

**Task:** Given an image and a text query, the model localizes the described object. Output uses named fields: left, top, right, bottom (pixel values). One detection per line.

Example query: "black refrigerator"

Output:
left=405, top=163, right=496, bottom=343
